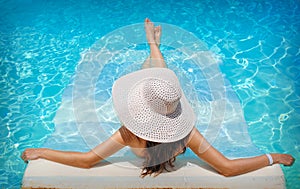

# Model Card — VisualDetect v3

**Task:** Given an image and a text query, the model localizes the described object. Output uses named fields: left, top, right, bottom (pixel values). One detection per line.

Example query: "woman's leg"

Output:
left=142, top=26, right=161, bottom=69
left=142, top=18, right=167, bottom=69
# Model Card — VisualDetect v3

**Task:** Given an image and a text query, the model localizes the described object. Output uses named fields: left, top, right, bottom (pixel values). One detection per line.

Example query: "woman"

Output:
left=22, top=18, right=295, bottom=177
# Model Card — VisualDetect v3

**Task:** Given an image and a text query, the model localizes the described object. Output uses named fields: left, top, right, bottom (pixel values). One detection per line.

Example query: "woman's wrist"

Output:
left=266, top=154, right=273, bottom=165
left=37, top=148, right=47, bottom=159
left=266, top=153, right=282, bottom=165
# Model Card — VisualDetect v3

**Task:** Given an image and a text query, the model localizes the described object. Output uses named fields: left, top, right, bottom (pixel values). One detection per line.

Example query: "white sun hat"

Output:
left=112, top=67, right=196, bottom=143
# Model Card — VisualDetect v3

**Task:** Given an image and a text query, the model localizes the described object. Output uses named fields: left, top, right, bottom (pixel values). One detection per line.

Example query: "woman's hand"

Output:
left=271, top=153, right=295, bottom=166
left=21, top=148, right=45, bottom=162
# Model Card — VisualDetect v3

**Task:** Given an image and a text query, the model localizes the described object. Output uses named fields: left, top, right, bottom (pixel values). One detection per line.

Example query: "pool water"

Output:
left=0, top=0, right=299, bottom=188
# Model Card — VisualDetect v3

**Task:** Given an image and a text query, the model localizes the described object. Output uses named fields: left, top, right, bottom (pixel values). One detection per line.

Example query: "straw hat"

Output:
left=112, top=68, right=195, bottom=143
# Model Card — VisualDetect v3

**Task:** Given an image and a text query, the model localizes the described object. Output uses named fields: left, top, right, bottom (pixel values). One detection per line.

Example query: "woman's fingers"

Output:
left=21, top=148, right=41, bottom=162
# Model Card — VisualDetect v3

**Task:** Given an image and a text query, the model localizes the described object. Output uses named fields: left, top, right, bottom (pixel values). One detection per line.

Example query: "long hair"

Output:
left=119, top=126, right=190, bottom=177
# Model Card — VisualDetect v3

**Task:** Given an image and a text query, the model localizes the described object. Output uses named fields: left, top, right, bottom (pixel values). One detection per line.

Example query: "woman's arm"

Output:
left=21, top=130, right=126, bottom=168
left=187, top=128, right=295, bottom=177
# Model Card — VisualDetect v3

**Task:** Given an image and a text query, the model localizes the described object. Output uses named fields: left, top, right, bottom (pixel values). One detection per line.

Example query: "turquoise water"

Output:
left=0, top=0, right=299, bottom=188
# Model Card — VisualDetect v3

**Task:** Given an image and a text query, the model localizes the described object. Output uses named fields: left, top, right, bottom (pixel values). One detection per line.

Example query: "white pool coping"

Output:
left=22, top=158, right=286, bottom=189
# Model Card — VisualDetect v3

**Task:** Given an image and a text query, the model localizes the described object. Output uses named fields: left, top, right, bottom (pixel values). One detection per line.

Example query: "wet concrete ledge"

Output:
left=22, top=158, right=286, bottom=189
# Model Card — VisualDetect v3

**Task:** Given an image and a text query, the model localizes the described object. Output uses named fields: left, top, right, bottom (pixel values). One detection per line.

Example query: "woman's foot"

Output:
left=272, top=154, right=295, bottom=166
left=144, top=18, right=155, bottom=45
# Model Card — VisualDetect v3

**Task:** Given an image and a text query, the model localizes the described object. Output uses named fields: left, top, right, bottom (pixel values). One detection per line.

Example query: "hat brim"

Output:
left=112, top=68, right=195, bottom=143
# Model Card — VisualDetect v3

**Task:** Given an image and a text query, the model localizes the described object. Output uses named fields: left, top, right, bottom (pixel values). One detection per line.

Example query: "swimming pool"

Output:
left=0, top=0, right=299, bottom=188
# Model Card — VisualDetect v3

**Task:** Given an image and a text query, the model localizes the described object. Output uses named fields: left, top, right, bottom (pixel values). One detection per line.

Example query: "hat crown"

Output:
left=143, top=79, right=181, bottom=115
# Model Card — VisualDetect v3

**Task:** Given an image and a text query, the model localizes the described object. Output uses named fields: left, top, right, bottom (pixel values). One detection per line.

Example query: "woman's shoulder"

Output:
left=186, top=127, right=211, bottom=154
left=118, top=126, right=144, bottom=146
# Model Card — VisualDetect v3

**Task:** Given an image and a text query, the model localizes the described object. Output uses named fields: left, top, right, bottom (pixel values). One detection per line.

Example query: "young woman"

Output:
left=22, top=18, right=294, bottom=177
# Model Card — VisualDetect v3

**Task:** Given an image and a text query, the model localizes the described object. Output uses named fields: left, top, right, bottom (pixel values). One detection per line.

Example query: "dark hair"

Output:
left=119, top=126, right=189, bottom=177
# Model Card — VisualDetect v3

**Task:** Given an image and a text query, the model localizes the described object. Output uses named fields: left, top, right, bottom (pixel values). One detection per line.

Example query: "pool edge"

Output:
left=22, top=159, right=286, bottom=189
